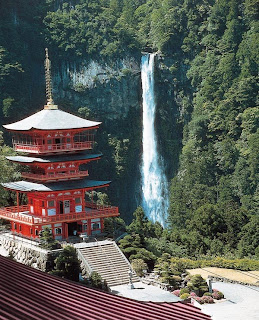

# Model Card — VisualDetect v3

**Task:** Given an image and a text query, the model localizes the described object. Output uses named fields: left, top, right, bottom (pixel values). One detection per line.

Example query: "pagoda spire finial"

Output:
left=44, top=48, right=58, bottom=110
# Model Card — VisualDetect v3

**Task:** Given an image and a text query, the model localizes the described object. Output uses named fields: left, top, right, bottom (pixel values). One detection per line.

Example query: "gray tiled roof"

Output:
left=3, top=109, right=101, bottom=131
left=1, top=178, right=111, bottom=192
left=6, top=152, right=103, bottom=164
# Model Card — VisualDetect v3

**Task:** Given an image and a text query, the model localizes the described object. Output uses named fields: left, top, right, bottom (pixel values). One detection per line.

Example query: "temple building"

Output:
left=0, top=49, right=119, bottom=240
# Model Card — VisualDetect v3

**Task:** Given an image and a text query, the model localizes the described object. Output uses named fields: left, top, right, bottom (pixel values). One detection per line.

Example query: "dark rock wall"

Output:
left=48, top=54, right=189, bottom=221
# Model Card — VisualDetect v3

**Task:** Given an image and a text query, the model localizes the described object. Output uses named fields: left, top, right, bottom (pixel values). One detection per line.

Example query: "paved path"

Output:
left=201, top=282, right=259, bottom=320
left=111, top=281, right=181, bottom=302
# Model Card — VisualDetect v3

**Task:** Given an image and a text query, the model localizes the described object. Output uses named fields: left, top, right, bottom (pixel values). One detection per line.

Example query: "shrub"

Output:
left=39, top=227, right=60, bottom=250
left=187, top=274, right=208, bottom=297
left=180, top=293, right=190, bottom=300
left=201, top=296, right=214, bottom=304
left=189, top=292, right=197, bottom=297
left=203, top=292, right=212, bottom=296
left=172, top=289, right=180, bottom=297
left=180, top=288, right=190, bottom=295
left=212, top=291, right=224, bottom=300
left=166, top=257, right=259, bottom=271
left=131, top=259, right=147, bottom=277
left=50, top=246, right=80, bottom=281
left=83, top=271, right=109, bottom=292
left=194, top=297, right=203, bottom=304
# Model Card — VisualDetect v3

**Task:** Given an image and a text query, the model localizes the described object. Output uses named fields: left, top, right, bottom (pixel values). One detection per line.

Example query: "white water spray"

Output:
left=141, top=53, right=169, bottom=227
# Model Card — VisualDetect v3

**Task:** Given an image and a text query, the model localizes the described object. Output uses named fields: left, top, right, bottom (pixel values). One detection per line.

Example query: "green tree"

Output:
left=50, top=246, right=80, bottom=281
left=39, top=227, right=59, bottom=250
left=187, top=204, right=225, bottom=239
left=131, top=259, right=147, bottom=277
left=84, top=271, right=109, bottom=291
left=187, top=274, right=208, bottom=297
left=237, top=216, right=259, bottom=258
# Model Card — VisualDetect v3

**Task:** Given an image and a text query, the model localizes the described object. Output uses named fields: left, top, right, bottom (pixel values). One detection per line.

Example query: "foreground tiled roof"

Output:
left=0, top=256, right=212, bottom=320
left=3, top=109, right=101, bottom=131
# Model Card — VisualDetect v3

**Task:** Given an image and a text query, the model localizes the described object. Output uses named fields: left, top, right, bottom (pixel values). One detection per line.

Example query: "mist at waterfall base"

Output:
left=140, top=53, right=169, bottom=228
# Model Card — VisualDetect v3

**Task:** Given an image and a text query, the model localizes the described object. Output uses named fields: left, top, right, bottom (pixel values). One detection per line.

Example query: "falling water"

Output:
left=141, top=53, right=169, bottom=227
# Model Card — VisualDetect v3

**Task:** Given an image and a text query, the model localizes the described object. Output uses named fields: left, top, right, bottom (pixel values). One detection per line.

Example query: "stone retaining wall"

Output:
left=208, top=275, right=259, bottom=287
left=0, top=233, right=62, bottom=272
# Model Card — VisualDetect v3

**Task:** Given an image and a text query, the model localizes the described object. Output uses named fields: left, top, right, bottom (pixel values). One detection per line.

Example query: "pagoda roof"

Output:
left=3, top=108, right=101, bottom=131
left=6, top=152, right=103, bottom=164
left=1, top=178, right=110, bottom=192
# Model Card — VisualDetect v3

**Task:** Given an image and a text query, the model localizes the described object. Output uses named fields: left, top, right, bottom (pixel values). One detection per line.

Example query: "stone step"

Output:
left=77, top=240, right=139, bottom=287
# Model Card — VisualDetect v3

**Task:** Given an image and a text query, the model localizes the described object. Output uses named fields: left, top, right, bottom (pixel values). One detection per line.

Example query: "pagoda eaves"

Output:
left=3, top=109, right=101, bottom=131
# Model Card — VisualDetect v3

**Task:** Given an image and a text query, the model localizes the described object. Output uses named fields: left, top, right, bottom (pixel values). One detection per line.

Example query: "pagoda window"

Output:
left=47, top=139, right=52, bottom=144
left=35, top=230, right=39, bottom=236
left=74, top=131, right=92, bottom=143
left=47, top=200, right=56, bottom=216
left=75, top=197, right=82, bottom=213
left=75, top=197, right=81, bottom=204
left=48, top=200, right=55, bottom=207
left=14, top=223, right=17, bottom=230
left=92, top=223, right=100, bottom=230
left=19, top=225, right=22, bottom=231
left=55, top=228, right=62, bottom=235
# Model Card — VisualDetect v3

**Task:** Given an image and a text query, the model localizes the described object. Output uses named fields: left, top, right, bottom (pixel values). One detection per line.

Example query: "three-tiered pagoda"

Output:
left=0, top=49, right=119, bottom=240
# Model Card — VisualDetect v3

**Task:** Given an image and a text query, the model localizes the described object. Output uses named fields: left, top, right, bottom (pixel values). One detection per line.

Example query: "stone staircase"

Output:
left=75, top=240, right=139, bottom=287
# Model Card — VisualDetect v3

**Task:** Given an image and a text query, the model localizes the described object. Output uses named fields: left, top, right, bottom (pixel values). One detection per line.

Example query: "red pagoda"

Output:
left=0, top=49, right=119, bottom=240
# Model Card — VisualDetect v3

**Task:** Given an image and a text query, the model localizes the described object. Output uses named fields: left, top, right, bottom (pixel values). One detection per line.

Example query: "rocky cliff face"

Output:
left=50, top=54, right=189, bottom=220
left=53, top=57, right=141, bottom=123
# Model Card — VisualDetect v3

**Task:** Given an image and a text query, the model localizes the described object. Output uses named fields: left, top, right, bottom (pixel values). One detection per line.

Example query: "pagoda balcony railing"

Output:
left=0, top=204, right=119, bottom=226
left=13, top=141, right=94, bottom=154
left=0, top=205, right=33, bottom=224
left=21, top=170, right=89, bottom=181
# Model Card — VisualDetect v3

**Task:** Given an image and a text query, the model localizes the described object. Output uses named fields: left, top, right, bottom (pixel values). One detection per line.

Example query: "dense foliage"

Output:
left=0, top=0, right=258, bottom=259
left=82, top=271, right=109, bottom=291
left=50, top=245, right=81, bottom=281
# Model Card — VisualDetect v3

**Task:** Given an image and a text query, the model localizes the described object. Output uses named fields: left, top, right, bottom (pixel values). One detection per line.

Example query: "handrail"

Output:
left=22, top=170, right=89, bottom=181
left=76, top=247, right=93, bottom=275
left=94, top=239, right=125, bottom=286
left=13, top=141, right=94, bottom=153
left=0, top=205, right=119, bottom=226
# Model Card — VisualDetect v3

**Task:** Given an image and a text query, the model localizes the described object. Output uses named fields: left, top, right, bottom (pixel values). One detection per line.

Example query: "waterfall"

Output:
left=141, top=53, right=169, bottom=227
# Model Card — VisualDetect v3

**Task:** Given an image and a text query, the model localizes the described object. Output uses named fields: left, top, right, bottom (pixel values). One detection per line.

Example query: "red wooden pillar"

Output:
left=87, top=219, right=91, bottom=236
left=51, top=224, right=55, bottom=238
left=64, top=223, right=68, bottom=239
left=100, top=218, right=104, bottom=233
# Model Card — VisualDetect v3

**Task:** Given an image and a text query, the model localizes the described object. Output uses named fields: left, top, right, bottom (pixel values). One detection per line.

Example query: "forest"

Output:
left=0, top=0, right=258, bottom=266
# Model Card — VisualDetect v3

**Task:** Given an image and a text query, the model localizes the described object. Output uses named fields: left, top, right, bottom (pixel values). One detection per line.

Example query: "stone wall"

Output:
left=208, top=275, right=259, bottom=287
left=0, top=233, right=62, bottom=272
